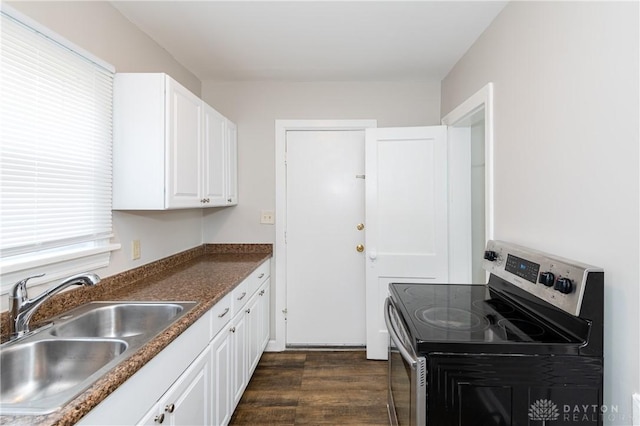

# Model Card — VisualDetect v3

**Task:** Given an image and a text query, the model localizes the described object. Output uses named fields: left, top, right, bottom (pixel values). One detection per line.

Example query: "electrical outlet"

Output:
left=132, top=240, right=141, bottom=260
left=260, top=210, right=275, bottom=225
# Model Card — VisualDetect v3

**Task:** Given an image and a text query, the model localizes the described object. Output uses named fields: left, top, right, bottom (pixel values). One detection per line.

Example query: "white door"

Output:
left=365, top=126, right=449, bottom=359
left=286, top=130, right=366, bottom=346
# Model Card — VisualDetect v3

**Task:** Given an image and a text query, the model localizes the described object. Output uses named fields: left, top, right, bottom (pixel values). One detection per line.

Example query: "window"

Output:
left=0, top=6, right=118, bottom=292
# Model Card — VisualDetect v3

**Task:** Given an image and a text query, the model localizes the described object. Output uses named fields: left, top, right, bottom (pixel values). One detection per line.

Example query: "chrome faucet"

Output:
left=9, top=272, right=100, bottom=340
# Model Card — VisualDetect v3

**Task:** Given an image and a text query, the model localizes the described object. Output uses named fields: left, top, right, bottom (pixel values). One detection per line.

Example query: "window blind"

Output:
left=0, top=10, right=114, bottom=261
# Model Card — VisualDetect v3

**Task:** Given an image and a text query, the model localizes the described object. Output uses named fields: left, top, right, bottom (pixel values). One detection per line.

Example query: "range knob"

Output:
left=484, top=250, right=498, bottom=262
left=554, top=277, right=573, bottom=294
left=538, top=272, right=555, bottom=287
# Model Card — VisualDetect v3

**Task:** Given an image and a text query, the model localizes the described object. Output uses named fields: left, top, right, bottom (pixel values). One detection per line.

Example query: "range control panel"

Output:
left=482, top=240, right=602, bottom=316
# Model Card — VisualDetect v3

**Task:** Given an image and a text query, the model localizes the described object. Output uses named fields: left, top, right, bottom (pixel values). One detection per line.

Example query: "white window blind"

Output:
left=0, top=8, right=116, bottom=277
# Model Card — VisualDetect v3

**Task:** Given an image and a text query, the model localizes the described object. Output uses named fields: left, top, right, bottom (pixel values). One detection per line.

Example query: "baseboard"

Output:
left=285, top=345, right=366, bottom=351
left=265, top=338, right=284, bottom=352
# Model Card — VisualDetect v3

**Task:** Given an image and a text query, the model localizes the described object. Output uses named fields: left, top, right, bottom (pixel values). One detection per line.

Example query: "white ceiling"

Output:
left=112, top=1, right=508, bottom=82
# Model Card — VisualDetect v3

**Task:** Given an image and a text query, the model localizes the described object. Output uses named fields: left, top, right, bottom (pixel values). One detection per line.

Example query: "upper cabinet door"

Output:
left=203, top=104, right=238, bottom=207
left=203, top=104, right=227, bottom=206
left=226, top=120, right=238, bottom=206
left=166, top=77, right=203, bottom=209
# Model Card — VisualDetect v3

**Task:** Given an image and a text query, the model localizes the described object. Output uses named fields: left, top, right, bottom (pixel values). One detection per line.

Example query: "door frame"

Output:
left=271, top=119, right=377, bottom=351
left=441, top=83, right=495, bottom=283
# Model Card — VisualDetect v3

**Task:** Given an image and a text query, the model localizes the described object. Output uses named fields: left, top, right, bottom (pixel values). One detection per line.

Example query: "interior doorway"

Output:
left=442, top=83, right=495, bottom=284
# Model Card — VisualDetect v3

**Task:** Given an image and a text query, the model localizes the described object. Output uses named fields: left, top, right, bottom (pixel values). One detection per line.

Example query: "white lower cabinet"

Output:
left=259, top=281, right=271, bottom=358
left=138, top=346, right=210, bottom=425
left=211, top=267, right=271, bottom=425
left=248, top=279, right=271, bottom=375
left=230, top=307, right=249, bottom=408
left=210, top=325, right=233, bottom=426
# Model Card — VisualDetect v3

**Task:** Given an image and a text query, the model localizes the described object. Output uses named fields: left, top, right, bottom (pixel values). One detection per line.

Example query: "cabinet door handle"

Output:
left=218, top=307, right=230, bottom=318
left=230, top=326, right=236, bottom=333
left=246, top=308, right=251, bottom=314
left=259, top=290, right=265, bottom=296
left=154, top=413, right=165, bottom=424
left=237, top=292, right=247, bottom=301
left=227, top=198, right=232, bottom=203
left=258, top=273, right=265, bottom=279
left=165, top=403, right=175, bottom=413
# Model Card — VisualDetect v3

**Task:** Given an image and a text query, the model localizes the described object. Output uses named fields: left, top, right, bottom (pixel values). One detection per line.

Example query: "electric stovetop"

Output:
left=389, top=282, right=584, bottom=355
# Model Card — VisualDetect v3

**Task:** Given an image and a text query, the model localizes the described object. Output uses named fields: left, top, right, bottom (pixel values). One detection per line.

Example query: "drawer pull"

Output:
left=258, top=273, right=265, bottom=279
left=230, top=326, right=236, bottom=333
left=237, top=292, right=247, bottom=301
left=259, top=290, right=265, bottom=296
left=154, top=414, right=165, bottom=424
left=218, top=307, right=230, bottom=318
left=165, top=403, right=175, bottom=413
left=246, top=308, right=251, bottom=314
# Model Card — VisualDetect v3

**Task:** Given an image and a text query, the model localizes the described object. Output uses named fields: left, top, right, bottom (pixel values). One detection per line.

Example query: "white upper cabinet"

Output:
left=203, top=104, right=238, bottom=207
left=166, top=78, right=203, bottom=208
left=225, top=120, right=238, bottom=206
left=113, top=73, right=237, bottom=210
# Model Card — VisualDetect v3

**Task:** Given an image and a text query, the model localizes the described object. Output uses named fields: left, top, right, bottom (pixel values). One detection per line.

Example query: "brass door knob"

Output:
left=356, top=223, right=364, bottom=231
left=356, top=244, right=365, bottom=252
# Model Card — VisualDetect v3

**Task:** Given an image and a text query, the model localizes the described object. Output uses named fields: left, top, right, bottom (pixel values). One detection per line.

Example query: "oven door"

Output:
left=384, top=297, right=426, bottom=426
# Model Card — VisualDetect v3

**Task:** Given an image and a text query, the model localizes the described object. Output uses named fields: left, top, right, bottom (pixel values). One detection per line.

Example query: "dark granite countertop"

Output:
left=0, top=244, right=272, bottom=426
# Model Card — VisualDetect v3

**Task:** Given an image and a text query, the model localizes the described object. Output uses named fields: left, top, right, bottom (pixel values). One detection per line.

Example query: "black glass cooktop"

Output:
left=389, top=283, right=583, bottom=354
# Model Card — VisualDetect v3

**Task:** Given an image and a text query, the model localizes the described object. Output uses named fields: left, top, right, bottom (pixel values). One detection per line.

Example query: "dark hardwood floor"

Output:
left=230, top=351, right=389, bottom=425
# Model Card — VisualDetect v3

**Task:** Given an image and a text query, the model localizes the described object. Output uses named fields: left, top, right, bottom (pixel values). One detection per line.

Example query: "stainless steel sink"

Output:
left=0, top=301, right=197, bottom=415
left=50, top=302, right=189, bottom=338
left=1, top=339, right=127, bottom=408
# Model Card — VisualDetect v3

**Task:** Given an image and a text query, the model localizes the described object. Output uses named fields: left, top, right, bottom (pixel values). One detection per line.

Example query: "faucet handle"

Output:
left=11, top=273, right=46, bottom=300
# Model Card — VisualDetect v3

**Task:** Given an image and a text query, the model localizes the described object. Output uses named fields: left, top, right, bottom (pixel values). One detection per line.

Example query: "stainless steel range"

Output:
left=385, top=240, right=604, bottom=426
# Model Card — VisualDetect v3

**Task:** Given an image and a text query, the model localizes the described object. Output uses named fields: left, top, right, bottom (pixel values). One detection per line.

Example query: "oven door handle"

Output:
left=384, top=297, right=419, bottom=367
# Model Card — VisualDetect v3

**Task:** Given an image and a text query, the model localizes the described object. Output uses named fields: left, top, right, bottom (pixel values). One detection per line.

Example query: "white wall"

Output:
left=441, top=2, right=639, bottom=423
left=7, top=1, right=201, bottom=95
left=200, top=80, right=442, bottom=243
left=5, top=1, right=205, bottom=292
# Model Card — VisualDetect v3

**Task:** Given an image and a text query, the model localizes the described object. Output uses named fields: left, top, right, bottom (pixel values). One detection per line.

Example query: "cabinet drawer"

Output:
left=247, top=260, right=270, bottom=296
left=232, top=279, right=250, bottom=314
left=210, top=292, right=233, bottom=338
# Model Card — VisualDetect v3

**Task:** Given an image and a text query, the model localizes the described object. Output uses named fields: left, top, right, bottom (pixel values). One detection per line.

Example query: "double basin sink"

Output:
left=0, top=301, right=197, bottom=415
